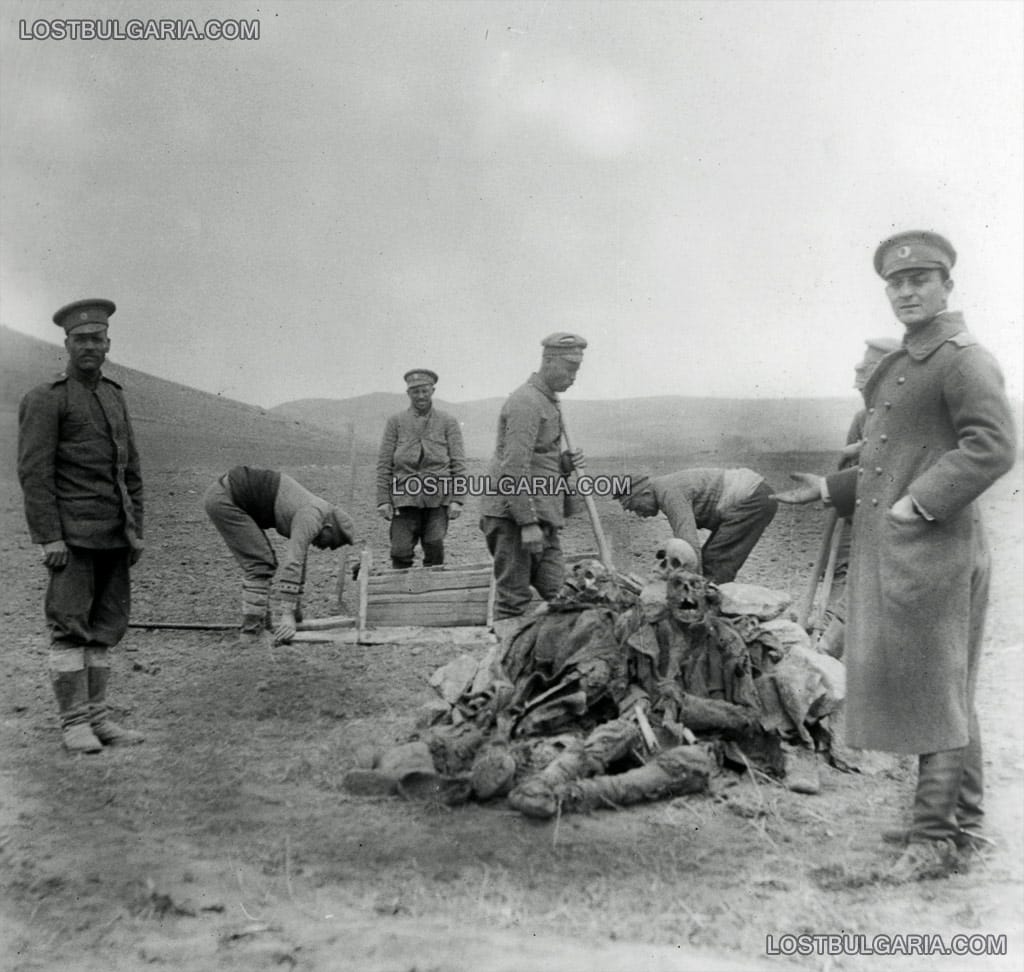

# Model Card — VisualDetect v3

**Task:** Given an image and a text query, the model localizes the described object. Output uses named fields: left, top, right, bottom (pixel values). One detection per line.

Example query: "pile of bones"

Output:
left=344, top=552, right=848, bottom=818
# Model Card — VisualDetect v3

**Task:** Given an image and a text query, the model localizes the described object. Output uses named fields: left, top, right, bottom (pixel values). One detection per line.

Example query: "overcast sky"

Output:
left=2, top=0, right=1022, bottom=408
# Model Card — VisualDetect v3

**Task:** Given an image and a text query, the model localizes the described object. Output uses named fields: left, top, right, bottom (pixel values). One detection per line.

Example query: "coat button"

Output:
left=868, top=407, right=875, bottom=414
left=880, top=434, right=888, bottom=442
left=884, top=401, right=892, bottom=409
left=871, top=498, right=878, bottom=505
left=856, top=498, right=862, bottom=506
left=875, top=466, right=883, bottom=474
left=897, top=376, right=906, bottom=384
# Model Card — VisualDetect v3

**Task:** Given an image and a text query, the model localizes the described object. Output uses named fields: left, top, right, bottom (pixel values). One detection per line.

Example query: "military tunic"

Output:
left=18, top=372, right=144, bottom=648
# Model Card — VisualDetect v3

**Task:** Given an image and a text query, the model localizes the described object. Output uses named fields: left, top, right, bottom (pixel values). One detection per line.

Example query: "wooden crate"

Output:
left=354, top=549, right=603, bottom=641
left=357, top=549, right=495, bottom=637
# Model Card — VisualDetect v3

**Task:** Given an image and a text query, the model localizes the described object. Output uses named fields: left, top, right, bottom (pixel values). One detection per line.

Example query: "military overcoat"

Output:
left=826, top=311, right=1016, bottom=753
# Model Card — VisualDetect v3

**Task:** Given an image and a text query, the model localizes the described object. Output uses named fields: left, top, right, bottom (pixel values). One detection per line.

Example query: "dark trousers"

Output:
left=702, top=481, right=778, bottom=583
left=390, top=506, right=449, bottom=568
left=481, top=515, right=564, bottom=620
left=45, top=546, right=132, bottom=649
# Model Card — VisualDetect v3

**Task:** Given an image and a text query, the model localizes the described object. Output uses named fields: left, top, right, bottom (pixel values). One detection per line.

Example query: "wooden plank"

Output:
left=366, top=603, right=489, bottom=626
left=368, top=589, right=491, bottom=605
left=297, top=615, right=357, bottom=631
left=357, top=548, right=371, bottom=642
left=367, top=569, right=493, bottom=595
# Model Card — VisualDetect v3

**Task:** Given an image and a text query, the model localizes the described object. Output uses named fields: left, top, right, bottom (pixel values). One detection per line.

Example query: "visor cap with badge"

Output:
left=873, top=231, right=956, bottom=279
left=53, top=298, right=115, bottom=335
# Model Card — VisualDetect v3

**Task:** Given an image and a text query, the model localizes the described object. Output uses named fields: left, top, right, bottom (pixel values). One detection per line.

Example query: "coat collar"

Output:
left=527, top=372, right=559, bottom=402
left=902, top=310, right=967, bottom=361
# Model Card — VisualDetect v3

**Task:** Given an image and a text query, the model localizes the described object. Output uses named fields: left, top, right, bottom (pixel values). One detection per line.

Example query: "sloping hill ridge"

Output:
left=1, top=327, right=348, bottom=474
left=272, top=392, right=865, bottom=461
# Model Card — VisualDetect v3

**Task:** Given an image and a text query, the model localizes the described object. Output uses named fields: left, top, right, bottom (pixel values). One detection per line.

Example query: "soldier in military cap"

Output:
left=480, top=333, right=588, bottom=633
left=18, top=299, right=145, bottom=753
left=375, top=368, right=467, bottom=569
left=775, top=231, right=1017, bottom=879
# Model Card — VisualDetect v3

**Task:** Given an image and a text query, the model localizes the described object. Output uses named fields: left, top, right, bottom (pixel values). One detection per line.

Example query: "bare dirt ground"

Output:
left=2, top=451, right=1021, bottom=972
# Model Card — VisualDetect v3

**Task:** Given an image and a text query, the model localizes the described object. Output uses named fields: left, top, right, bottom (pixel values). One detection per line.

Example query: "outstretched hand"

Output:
left=771, top=473, right=825, bottom=505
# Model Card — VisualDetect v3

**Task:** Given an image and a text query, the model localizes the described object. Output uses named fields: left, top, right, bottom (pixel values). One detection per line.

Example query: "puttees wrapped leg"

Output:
left=560, top=743, right=716, bottom=814
left=508, top=718, right=642, bottom=818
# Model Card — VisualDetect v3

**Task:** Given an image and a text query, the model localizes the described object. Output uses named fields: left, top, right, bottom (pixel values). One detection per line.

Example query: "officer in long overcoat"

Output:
left=775, top=231, right=1016, bottom=875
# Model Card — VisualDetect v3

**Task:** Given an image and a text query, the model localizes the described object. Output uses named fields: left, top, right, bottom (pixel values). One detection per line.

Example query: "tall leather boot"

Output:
left=87, top=665, right=144, bottom=745
left=887, top=749, right=964, bottom=881
left=956, top=725, right=990, bottom=851
left=51, top=670, right=103, bottom=753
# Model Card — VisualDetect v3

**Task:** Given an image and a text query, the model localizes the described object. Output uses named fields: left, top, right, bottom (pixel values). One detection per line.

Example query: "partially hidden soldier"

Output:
left=774, top=231, right=1017, bottom=879
left=204, top=467, right=357, bottom=646
left=614, top=467, right=777, bottom=583
left=480, top=333, right=588, bottom=638
left=817, top=335, right=901, bottom=658
left=375, top=369, right=467, bottom=568
left=18, top=299, right=146, bottom=753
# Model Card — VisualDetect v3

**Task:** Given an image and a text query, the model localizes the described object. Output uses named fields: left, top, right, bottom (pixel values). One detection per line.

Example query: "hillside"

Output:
left=0, top=327, right=350, bottom=476
left=272, top=391, right=866, bottom=462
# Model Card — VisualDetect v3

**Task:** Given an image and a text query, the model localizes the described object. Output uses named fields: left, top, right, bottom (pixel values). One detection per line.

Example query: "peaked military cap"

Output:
left=541, top=332, right=588, bottom=359
left=404, top=369, right=438, bottom=388
left=53, top=298, right=116, bottom=334
left=873, top=231, right=956, bottom=279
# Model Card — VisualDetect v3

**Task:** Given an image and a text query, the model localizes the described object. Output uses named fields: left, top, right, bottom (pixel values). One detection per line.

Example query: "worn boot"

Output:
left=87, top=666, right=144, bottom=745
left=236, top=613, right=271, bottom=648
left=955, top=728, right=993, bottom=853
left=782, top=743, right=821, bottom=794
left=886, top=749, right=967, bottom=880
left=51, top=669, right=103, bottom=753
left=238, top=578, right=273, bottom=647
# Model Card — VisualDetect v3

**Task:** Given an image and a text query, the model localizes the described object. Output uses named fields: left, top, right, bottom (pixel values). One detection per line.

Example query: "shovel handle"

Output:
left=560, top=423, right=615, bottom=572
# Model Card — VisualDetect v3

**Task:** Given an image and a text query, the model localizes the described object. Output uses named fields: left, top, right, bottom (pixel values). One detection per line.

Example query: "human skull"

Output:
left=665, top=568, right=714, bottom=625
left=571, top=559, right=609, bottom=592
left=655, top=538, right=699, bottom=578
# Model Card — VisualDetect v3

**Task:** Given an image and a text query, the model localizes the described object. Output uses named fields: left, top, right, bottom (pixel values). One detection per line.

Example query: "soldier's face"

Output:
left=620, top=490, right=658, bottom=517
left=64, top=328, right=110, bottom=375
left=312, top=524, right=342, bottom=549
left=542, top=356, right=581, bottom=392
left=884, top=269, right=953, bottom=327
left=407, top=384, right=434, bottom=413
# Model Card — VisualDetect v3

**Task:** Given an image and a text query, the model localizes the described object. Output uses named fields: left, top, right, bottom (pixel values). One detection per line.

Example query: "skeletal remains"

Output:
left=345, top=550, right=846, bottom=817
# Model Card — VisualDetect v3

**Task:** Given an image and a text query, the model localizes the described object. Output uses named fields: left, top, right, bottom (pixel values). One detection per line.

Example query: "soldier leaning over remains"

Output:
left=375, top=368, right=467, bottom=569
left=18, top=299, right=146, bottom=753
left=204, top=467, right=357, bottom=646
left=775, top=230, right=1016, bottom=881
left=614, top=467, right=777, bottom=584
left=480, top=333, right=588, bottom=636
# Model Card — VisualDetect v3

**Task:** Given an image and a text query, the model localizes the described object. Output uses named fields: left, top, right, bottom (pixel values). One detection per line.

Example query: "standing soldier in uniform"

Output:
left=775, top=232, right=1016, bottom=878
left=18, top=299, right=145, bottom=753
left=376, top=369, right=467, bottom=569
left=480, top=333, right=588, bottom=635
